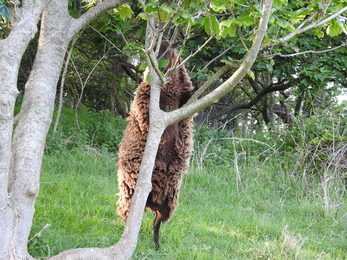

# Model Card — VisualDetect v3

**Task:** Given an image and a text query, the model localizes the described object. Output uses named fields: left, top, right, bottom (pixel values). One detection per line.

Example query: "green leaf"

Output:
left=160, top=5, right=173, bottom=14
left=190, top=2, right=205, bottom=11
left=247, top=70, right=255, bottom=80
left=158, top=59, right=170, bottom=69
left=266, top=63, right=273, bottom=74
left=290, top=9, right=308, bottom=24
left=69, top=8, right=80, bottom=18
left=146, top=72, right=151, bottom=84
left=220, top=18, right=236, bottom=28
left=145, top=1, right=158, bottom=13
left=197, top=73, right=206, bottom=81
left=210, top=0, right=228, bottom=13
left=159, top=5, right=173, bottom=22
left=0, top=4, right=10, bottom=23
left=313, top=28, right=325, bottom=38
left=273, top=0, right=284, bottom=9
left=184, top=0, right=204, bottom=7
left=238, top=12, right=256, bottom=27
left=284, top=23, right=296, bottom=33
left=179, top=12, right=194, bottom=23
left=220, top=24, right=236, bottom=38
left=137, top=12, right=150, bottom=21
left=326, top=19, right=343, bottom=37
left=204, top=15, right=219, bottom=36
left=219, top=17, right=238, bottom=38
left=276, top=19, right=289, bottom=29
left=139, top=62, right=148, bottom=71
left=313, top=73, right=325, bottom=82
left=116, top=4, right=133, bottom=21
left=267, top=25, right=279, bottom=36
left=274, top=0, right=288, bottom=8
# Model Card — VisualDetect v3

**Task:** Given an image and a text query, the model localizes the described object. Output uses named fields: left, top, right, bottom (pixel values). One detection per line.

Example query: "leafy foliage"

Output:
left=14, top=0, right=347, bottom=141
left=32, top=0, right=345, bottom=132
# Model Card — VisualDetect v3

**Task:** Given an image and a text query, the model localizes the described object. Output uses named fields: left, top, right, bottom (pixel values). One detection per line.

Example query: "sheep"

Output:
left=116, top=41, right=195, bottom=250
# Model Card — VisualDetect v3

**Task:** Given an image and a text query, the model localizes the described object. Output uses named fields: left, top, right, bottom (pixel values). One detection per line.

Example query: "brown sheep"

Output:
left=117, top=41, right=194, bottom=250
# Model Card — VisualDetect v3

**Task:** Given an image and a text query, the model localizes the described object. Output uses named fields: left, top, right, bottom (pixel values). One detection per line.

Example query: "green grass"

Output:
left=29, top=143, right=347, bottom=259
left=29, top=149, right=122, bottom=257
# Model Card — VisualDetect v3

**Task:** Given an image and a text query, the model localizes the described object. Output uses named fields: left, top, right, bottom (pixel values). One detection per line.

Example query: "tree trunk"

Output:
left=0, top=2, right=46, bottom=258
left=8, top=1, right=74, bottom=258
left=0, top=56, right=21, bottom=260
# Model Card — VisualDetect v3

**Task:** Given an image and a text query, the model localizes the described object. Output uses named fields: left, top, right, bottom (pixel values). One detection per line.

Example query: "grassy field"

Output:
left=29, top=123, right=347, bottom=259
left=29, top=137, right=347, bottom=260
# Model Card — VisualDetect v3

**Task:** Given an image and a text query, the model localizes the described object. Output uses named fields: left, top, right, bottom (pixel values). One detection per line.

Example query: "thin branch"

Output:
left=53, top=34, right=79, bottom=133
left=72, top=47, right=111, bottom=111
left=264, top=6, right=347, bottom=48
left=168, top=0, right=214, bottom=73
left=202, top=42, right=239, bottom=70
left=176, top=23, right=191, bottom=64
left=207, top=80, right=295, bottom=121
left=166, top=22, right=193, bottom=78
left=265, top=41, right=347, bottom=58
left=296, top=11, right=319, bottom=31
left=161, top=0, right=184, bottom=32
left=70, top=60, right=84, bottom=96
left=89, top=25, right=124, bottom=54
left=164, top=33, right=215, bottom=79
left=231, top=10, right=249, bottom=52
left=144, top=36, right=166, bottom=87
left=28, top=224, right=51, bottom=243
left=190, top=5, right=347, bottom=109
left=177, top=34, right=215, bottom=70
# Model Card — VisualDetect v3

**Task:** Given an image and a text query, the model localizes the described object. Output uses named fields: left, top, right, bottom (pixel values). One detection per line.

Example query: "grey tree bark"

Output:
left=0, top=2, right=48, bottom=258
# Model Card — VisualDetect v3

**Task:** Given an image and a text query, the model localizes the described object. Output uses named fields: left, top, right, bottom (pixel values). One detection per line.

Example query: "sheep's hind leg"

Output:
left=153, top=210, right=162, bottom=250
